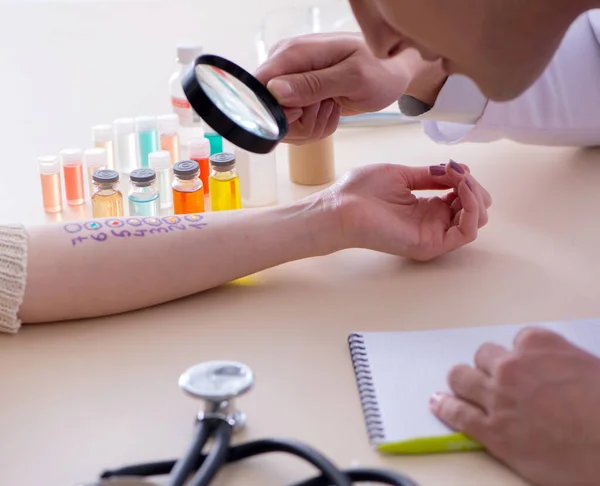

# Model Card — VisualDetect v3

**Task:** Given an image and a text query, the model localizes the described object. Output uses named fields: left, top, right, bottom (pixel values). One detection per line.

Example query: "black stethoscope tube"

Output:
left=100, top=435, right=418, bottom=486
left=166, top=420, right=213, bottom=486
left=186, top=420, right=232, bottom=486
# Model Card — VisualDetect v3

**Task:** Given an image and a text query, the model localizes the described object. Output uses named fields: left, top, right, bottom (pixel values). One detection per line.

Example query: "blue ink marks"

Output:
left=90, top=232, right=108, bottom=242
left=106, top=219, right=125, bottom=229
left=189, top=223, right=208, bottom=230
left=184, top=214, right=203, bottom=222
left=149, top=227, right=169, bottom=234
left=163, top=216, right=181, bottom=225
left=84, top=221, right=103, bottom=231
left=143, top=217, right=162, bottom=227
left=71, top=236, right=88, bottom=246
left=64, top=223, right=83, bottom=234
left=133, top=229, right=148, bottom=237
left=111, top=229, right=132, bottom=238
left=167, top=224, right=186, bottom=232
left=126, top=218, right=143, bottom=227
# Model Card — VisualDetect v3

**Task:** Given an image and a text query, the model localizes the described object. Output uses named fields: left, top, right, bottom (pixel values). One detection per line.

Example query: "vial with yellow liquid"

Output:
left=91, top=169, right=124, bottom=218
left=208, top=152, right=242, bottom=212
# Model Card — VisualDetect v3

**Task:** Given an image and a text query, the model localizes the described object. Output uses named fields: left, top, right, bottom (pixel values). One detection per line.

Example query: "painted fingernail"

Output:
left=429, top=165, right=447, bottom=176
left=449, top=159, right=465, bottom=174
left=267, top=79, right=293, bottom=100
left=465, top=178, right=473, bottom=191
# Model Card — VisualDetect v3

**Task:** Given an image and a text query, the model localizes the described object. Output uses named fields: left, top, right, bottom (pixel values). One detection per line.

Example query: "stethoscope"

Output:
left=82, top=361, right=419, bottom=486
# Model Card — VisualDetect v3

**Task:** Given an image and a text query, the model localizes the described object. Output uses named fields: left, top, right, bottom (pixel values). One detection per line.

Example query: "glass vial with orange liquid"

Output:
left=60, top=148, right=85, bottom=206
left=38, top=155, right=62, bottom=213
left=188, top=137, right=210, bottom=195
left=157, top=114, right=180, bottom=165
left=84, top=148, right=107, bottom=196
left=91, top=170, right=124, bottom=218
left=92, top=124, right=115, bottom=170
left=172, top=160, right=205, bottom=215
left=208, top=153, right=242, bottom=212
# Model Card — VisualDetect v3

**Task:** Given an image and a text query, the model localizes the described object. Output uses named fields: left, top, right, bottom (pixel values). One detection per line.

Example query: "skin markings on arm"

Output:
left=64, top=214, right=208, bottom=246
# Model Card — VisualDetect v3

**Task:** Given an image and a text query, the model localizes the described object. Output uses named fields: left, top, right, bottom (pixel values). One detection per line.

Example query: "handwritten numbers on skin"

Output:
left=63, top=214, right=207, bottom=247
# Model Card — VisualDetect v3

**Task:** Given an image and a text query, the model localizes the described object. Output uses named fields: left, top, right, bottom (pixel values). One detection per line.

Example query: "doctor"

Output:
left=255, top=2, right=600, bottom=486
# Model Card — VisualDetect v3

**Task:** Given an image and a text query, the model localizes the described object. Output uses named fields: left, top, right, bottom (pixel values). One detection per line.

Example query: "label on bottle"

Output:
left=171, top=96, right=203, bottom=126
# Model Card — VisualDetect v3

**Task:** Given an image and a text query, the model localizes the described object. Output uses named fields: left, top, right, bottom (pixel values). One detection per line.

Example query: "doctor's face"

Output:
left=348, top=0, right=587, bottom=101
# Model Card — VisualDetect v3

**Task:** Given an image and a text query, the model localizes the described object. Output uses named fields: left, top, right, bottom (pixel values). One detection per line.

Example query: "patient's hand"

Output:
left=322, top=160, right=491, bottom=261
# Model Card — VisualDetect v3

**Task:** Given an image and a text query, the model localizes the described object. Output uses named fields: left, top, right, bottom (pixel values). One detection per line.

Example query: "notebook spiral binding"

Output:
left=348, top=333, right=385, bottom=444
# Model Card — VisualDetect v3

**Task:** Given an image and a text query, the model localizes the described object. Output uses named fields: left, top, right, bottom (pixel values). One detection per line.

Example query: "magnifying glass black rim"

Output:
left=182, top=54, right=288, bottom=155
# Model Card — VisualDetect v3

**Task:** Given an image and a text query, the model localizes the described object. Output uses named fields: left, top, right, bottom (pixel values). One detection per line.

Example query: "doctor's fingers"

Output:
left=285, top=100, right=340, bottom=143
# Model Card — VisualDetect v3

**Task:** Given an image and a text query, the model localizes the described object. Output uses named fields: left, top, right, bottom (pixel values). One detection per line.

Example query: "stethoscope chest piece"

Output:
left=178, top=360, right=254, bottom=432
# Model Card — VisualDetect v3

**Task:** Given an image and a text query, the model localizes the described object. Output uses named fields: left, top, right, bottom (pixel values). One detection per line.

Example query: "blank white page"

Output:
left=354, top=318, right=600, bottom=444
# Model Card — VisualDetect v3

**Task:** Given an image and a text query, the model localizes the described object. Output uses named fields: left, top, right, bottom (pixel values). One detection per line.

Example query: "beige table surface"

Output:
left=2, top=123, right=600, bottom=486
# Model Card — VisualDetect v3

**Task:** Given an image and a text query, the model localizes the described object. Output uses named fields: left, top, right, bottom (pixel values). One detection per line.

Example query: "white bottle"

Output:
left=169, top=45, right=205, bottom=154
left=235, top=148, right=278, bottom=207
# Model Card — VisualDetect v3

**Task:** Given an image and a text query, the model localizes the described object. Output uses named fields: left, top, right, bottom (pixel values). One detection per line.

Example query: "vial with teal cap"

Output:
left=129, top=168, right=160, bottom=217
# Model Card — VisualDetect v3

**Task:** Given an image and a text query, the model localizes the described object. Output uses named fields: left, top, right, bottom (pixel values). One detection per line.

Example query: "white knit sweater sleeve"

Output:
left=0, top=224, right=28, bottom=333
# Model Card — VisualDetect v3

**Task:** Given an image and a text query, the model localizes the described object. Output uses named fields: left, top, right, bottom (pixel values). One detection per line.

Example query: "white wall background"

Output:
left=0, top=0, right=353, bottom=220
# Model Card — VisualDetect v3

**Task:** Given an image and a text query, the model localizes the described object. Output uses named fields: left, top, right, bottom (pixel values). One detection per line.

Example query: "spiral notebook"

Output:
left=347, top=318, right=600, bottom=455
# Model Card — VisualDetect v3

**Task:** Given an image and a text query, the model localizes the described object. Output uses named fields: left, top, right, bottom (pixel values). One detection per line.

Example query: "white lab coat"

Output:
left=405, top=10, right=600, bottom=147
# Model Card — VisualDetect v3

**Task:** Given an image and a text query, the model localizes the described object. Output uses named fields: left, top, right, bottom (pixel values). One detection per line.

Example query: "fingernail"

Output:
left=429, top=165, right=447, bottom=176
left=449, top=159, right=465, bottom=174
left=267, top=79, right=293, bottom=100
left=430, top=392, right=444, bottom=409
left=287, top=110, right=303, bottom=122
left=465, top=178, right=473, bottom=191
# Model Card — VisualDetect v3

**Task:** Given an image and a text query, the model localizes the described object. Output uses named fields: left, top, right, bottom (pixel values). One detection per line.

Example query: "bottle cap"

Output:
left=130, top=168, right=157, bottom=185
left=188, top=138, right=210, bottom=160
left=38, top=155, right=60, bottom=175
left=204, top=132, right=223, bottom=155
left=177, top=44, right=204, bottom=65
left=209, top=152, right=236, bottom=172
left=135, top=116, right=157, bottom=133
left=92, top=124, right=112, bottom=144
left=84, top=147, right=107, bottom=168
left=157, top=114, right=179, bottom=136
left=173, top=160, right=200, bottom=179
left=60, top=148, right=82, bottom=166
left=149, top=150, right=172, bottom=170
left=93, top=169, right=119, bottom=184
left=114, top=118, right=135, bottom=135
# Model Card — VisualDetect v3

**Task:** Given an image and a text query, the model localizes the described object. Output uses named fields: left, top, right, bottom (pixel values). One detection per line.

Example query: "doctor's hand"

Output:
left=431, top=328, right=600, bottom=486
left=325, top=160, right=491, bottom=261
left=255, top=33, right=431, bottom=144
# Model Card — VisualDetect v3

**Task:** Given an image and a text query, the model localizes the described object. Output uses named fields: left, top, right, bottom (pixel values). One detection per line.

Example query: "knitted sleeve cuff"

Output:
left=0, top=224, right=28, bottom=333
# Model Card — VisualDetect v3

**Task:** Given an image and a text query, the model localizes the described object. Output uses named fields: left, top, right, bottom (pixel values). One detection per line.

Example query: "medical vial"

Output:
left=84, top=147, right=107, bottom=196
left=113, top=118, right=138, bottom=175
left=92, top=124, right=115, bottom=170
left=172, top=160, right=205, bottom=215
left=157, top=114, right=180, bottom=165
left=204, top=132, right=223, bottom=155
left=91, top=170, right=123, bottom=218
left=149, top=150, right=173, bottom=210
left=61, top=148, right=85, bottom=206
left=38, top=155, right=62, bottom=213
left=209, top=153, right=242, bottom=212
left=235, top=148, right=278, bottom=207
left=129, top=168, right=160, bottom=217
left=136, top=116, right=159, bottom=168
left=188, top=137, right=211, bottom=195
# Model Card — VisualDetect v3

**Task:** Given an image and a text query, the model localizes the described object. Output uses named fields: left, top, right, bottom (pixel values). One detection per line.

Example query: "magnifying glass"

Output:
left=182, top=55, right=288, bottom=154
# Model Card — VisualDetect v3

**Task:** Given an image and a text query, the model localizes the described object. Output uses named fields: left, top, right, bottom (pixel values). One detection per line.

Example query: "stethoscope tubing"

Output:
left=101, top=435, right=418, bottom=486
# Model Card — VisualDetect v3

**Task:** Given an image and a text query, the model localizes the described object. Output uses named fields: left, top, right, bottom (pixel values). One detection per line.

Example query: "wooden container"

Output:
left=288, top=136, right=335, bottom=186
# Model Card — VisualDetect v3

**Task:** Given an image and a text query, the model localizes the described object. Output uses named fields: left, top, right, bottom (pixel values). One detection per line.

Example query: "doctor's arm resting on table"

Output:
left=0, top=161, right=488, bottom=332
left=254, top=3, right=600, bottom=486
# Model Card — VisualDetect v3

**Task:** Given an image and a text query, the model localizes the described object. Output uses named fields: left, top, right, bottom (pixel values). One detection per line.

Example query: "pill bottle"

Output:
left=84, top=147, right=108, bottom=196
left=91, top=169, right=123, bottom=218
left=288, top=136, right=335, bottom=186
left=61, top=148, right=85, bottom=206
left=149, top=150, right=173, bottom=210
left=235, top=148, right=278, bottom=207
left=172, top=160, right=205, bottom=215
left=38, top=155, right=62, bottom=213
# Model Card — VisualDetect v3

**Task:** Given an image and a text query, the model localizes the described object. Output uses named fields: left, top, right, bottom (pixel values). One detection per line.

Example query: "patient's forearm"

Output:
left=20, top=199, right=338, bottom=323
